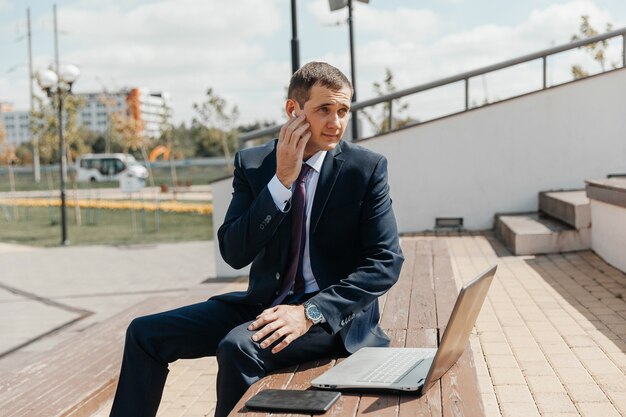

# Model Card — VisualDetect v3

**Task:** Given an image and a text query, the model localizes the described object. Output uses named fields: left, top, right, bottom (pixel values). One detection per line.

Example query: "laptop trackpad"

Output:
left=395, top=356, right=434, bottom=389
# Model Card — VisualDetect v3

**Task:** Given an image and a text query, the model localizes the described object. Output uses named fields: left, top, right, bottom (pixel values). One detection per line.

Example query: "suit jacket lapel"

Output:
left=311, top=142, right=344, bottom=234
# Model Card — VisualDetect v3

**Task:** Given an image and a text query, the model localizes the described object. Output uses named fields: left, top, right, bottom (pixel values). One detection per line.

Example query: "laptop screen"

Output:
left=422, top=265, right=496, bottom=392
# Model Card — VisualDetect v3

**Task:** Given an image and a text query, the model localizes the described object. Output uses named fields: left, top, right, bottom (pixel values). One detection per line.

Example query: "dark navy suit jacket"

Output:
left=214, top=139, right=404, bottom=353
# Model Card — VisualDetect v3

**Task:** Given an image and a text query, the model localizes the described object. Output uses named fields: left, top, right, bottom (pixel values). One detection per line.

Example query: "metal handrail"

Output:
left=240, top=26, right=626, bottom=144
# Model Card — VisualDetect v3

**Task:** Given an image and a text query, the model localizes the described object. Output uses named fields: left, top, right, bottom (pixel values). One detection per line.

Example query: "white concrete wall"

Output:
left=590, top=200, right=626, bottom=273
left=362, top=69, right=626, bottom=232
left=212, top=176, right=251, bottom=278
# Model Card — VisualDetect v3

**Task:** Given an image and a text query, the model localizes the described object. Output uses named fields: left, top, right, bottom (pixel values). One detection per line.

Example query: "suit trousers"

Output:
left=109, top=299, right=346, bottom=417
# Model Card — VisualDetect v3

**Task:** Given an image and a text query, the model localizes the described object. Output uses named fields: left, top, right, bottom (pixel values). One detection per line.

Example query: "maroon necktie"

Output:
left=271, top=164, right=312, bottom=306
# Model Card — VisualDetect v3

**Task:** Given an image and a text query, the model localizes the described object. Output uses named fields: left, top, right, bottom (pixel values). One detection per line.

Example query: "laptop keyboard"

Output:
left=357, top=350, right=427, bottom=384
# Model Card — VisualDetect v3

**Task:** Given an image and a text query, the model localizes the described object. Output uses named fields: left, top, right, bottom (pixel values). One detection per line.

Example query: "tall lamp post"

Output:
left=329, top=0, right=369, bottom=141
left=290, top=0, right=300, bottom=74
left=37, top=64, right=80, bottom=246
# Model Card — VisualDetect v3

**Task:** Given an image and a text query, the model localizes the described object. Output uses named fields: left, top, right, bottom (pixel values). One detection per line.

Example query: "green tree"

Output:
left=0, top=118, right=18, bottom=196
left=571, top=15, right=619, bottom=79
left=31, top=92, right=88, bottom=165
left=193, top=88, right=240, bottom=173
left=361, top=68, right=413, bottom=135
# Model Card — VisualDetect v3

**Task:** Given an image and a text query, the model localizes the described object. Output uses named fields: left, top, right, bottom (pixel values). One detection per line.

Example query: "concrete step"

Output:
left=539, top=190, right=590, bottom=229
left=495, top=212, right=590, bottom=256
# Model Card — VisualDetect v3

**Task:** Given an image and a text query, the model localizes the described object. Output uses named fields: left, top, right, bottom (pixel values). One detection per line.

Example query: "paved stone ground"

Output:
left=93, top=235, right=625, bottom=417
left=0, top=240, right=219, bottom=372
left=448, top=234, right=625, bottom=417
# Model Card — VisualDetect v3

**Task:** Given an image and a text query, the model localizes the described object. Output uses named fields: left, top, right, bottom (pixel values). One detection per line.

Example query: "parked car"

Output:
left=75, top=153, right=149, bottom=183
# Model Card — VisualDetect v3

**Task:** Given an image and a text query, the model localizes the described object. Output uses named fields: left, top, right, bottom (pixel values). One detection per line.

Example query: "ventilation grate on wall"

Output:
left=435, top=217, right=464, bottom=229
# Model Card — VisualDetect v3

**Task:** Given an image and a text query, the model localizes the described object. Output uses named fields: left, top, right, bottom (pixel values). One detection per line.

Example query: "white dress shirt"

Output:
left=267, top=150, right=327, bottom=294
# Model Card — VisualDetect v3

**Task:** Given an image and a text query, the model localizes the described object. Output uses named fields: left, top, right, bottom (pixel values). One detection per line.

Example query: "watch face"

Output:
left=306, top=304, right=322, bottom=321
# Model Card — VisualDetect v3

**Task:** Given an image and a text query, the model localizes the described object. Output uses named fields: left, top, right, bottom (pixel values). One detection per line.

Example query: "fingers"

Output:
left=271, top=335, right=294, bottom=354
left=296, top=131, right=311, bottom=152
left=283, top=120, right=309, bottom=148
left=247, top=305, right=308, bottom=354
left=279, top=114, right=306, bottom=146
left=255, top=306, right=278, bottom=320
left=248, top=311, right=278, bottom=331
left=251, top=319, right=282, bottom=343
left=258, top=326, right=286, bottom=349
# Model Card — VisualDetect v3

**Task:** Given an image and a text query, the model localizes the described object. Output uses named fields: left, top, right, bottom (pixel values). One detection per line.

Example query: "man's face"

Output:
left=290, top=83, right=352, bottom=158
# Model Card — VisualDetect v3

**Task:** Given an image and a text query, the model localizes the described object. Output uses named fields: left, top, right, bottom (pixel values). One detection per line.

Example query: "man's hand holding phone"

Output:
left=276, top=113, right=311, bottom=189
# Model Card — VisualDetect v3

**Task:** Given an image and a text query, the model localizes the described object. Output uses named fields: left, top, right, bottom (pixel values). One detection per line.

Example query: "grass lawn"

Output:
left=0, top=164, right=229, bottom=192
left=0, top=205, right=213, bottom=247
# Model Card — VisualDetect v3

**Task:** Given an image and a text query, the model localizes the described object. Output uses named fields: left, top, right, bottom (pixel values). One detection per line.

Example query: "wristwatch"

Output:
left=303, top=301, right=325, bottom=325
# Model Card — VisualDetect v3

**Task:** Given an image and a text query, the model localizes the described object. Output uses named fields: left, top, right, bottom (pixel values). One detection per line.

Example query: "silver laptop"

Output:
left=311, top=265, right=497, bottom=393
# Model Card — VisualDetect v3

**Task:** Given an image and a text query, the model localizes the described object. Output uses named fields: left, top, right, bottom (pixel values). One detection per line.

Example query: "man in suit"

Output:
left=110, top=62, right=403, bottom=417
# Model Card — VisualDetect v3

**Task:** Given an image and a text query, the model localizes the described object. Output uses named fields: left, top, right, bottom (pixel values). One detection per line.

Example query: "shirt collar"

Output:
left=305, top=151, right=327, bottom=173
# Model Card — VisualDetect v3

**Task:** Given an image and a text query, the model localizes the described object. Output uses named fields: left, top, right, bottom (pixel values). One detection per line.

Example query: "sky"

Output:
left=1, top=0, right=625, bottom=127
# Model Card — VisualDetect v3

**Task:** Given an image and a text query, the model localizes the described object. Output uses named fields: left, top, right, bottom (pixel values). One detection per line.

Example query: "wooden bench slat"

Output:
left=397, top=328, right=442, bottom=417
left=399, top=385, right=442, bottom=417
left=356, top=394, right=399, bottom=417
left=231, top=365, right=299, bottom=416
left=432, top=241, right=457, bottom=329
left=379, top=240, right=416, bottom=330
left=440, top=348, right=484, bottom=417
left=408, top=252, right=437, bottom=330
left=431, top=240, right=484, bottom=417
left=277, top=359, right=338, bottom=417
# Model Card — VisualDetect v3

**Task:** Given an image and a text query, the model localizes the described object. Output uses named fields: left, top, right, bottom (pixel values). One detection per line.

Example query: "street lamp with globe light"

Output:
left=37, top=63, right=80, bottom=246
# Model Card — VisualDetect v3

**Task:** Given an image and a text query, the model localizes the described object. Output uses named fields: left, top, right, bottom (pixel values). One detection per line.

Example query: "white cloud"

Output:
left=25, top=0, right=286, bottom=124
left=352, top=1, right=619, bottom=102
left=307, top=0, right=440, bottom=42
left=0, top=0, right=12, bottom=12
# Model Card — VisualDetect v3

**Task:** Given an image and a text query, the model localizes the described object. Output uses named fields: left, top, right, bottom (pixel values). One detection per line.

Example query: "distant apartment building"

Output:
left=79, top=88, right=171, bottom=138
left=0, top=102, right=31, bottom=145
left=0, top=88, right=171, bottom=145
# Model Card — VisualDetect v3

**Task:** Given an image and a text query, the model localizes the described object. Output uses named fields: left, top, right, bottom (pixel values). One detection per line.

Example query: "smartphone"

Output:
left=245, top=389, right=341, bottom=414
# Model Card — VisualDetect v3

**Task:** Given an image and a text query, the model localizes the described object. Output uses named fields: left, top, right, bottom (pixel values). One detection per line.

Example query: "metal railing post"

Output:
left=387, top=100, right=393, bottom=132
left=623, top=34, right=626, bottom=67
left=464, top=78, right=469, bottom=110
left=542, top=56, right=547, bottom=89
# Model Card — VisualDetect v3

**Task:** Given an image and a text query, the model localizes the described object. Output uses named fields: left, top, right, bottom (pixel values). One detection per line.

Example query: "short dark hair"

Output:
left=287, top=62, right=353, bottom=107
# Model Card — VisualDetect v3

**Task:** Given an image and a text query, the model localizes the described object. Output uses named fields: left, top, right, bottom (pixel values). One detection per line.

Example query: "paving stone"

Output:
left=526, top=375, right=566, bottom=394
left=592, top=374, right=626, bottom=392
left=582, top=359, right=622, bottom=375
left=486, top=355, right=519, bottom=368
left=564, top=383, right=608, bottom=402
left=547, top=353, right=584, bottom=369
left=555, top=367, right=596, bottom=385
left=562, top=334, right=597, bottom=348
left=482, top=342, right=514, bottom=355
left=533, top=392, right=578, bottom=414
left=489, top=367, right=526, bottom=385
left=500, top=401, right=541, bottom=417
left=605, top=390, right=626, bottom=415
left=518, top=359, right=557, bottom=376
left=494, top=385, right=534, bottom=404
left=577, top=402, right=622, bottom=417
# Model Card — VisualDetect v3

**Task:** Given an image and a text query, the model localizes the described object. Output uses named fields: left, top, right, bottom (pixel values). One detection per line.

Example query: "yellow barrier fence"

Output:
left=0, top=198, right=213, bottom=215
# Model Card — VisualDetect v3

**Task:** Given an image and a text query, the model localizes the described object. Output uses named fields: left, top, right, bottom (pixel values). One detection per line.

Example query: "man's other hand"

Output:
left=248, top=304, right=313, bottom=354
left=276, top=114, right=310, bottom=189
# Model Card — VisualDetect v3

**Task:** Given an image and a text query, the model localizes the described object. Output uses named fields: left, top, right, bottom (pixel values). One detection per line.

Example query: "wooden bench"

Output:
left=231, top=237, right=485, bottom=416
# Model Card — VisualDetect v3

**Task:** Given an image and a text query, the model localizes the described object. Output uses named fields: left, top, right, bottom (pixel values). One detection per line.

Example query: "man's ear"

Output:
left=285, top=99, right=301, bottom=118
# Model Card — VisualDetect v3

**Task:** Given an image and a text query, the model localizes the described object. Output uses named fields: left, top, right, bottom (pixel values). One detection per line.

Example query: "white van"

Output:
left=76, top=153, right=149, bottom=183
